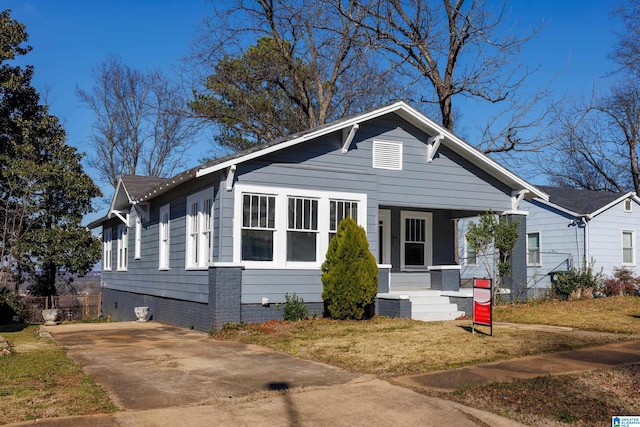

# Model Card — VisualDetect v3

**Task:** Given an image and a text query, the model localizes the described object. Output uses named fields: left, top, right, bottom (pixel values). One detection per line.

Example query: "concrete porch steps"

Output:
left=389, top=289, right=465, bottom=322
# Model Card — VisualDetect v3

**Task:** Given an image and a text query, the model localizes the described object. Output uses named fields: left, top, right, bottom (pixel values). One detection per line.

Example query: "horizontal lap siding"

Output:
left=241, top=269, right=323, bottom=304
left=589, top=200, right=640, bottom=276
left=102, top=176, right=222, bottom=304
left=521, top=200, right=581, bottom=288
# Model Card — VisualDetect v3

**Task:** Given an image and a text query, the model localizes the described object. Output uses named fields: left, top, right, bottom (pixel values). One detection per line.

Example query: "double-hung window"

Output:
left=159, top=204, right=170, bottom=270
left=235, top=184, right=367, bottom=267
left=527, top=232, right=541, bottom=265
left=622, top=230, right=635, bottom=265
left=242, top=193, right=276, bottom=261
left=103, top=227, right=112, bottom=271
left=329, top=200, right=358, bottom=240
left=464, top=240, right=477, bottom=266
left=186, top=189, right=214, bottom=269
left=287, top=197, right=318, bottom=262
left=117, top=223, right=128, bottom=271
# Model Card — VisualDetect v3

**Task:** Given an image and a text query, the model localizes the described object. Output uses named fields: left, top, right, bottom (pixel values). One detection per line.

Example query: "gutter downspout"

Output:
left=583, top=217, right=589, bottom=264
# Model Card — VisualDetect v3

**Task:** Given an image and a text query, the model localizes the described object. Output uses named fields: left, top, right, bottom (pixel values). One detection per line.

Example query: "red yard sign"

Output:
left=473, top=278, right=492, bottom=335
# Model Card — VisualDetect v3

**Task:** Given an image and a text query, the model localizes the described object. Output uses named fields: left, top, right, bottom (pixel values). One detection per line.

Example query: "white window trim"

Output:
left=186, top=188, right=214, bottom=270
left=526, top=231, right=542, bottom=266
left=159, top=204, right=170, bottom=270
left=117, top=223, right=128, bottom=271
left=103, top=227, right=112, bottom=271
left=622, top=229, right=636, bottom=266
left=463, top=234, right=477, bottom=266
left=378, top=209, right=391, bottom=265
left=624, top=199, right=633, bottom=212
left=134, top=215, right=142, bottom=260
left=233, top=184, right=367, bottom=269
left=400, top=211, right=432, bottom=270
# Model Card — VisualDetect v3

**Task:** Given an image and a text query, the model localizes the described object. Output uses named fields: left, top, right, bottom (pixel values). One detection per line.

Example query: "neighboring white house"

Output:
left=459, top=186, right=640, bottom=298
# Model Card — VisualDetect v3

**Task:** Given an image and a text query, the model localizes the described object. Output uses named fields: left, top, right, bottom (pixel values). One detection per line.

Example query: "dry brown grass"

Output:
left=213, top=317, right=630, bottom=378
left=442, top=363, right=640, bottom=427
left=494, top=295, right=640, bottom=334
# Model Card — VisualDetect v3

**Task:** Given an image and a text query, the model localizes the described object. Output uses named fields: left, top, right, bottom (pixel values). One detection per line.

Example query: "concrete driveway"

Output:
left=12, top=321, right=523, bottom=427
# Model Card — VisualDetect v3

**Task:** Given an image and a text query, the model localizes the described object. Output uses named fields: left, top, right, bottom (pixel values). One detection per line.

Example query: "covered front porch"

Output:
left=374, top=206, right=492, bottom=321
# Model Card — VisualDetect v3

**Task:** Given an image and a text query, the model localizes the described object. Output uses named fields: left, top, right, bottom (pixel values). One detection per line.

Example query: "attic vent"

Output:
left=625, top=198, right=632, bottom=212
left=373, top=140, right=402, bottom=170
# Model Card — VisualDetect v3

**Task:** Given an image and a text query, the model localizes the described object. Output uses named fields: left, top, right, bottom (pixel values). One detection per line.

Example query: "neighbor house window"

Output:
left=625, top=199, right=632, bottom=212
left=186, top=189, right=214, bottom=269
left=287, top=197, right=318, bottom=262
left=622, top=230, right=635, bottom=265
left=527, top=232, right=541, bottom=265
left=117, top=223, right=128, bottom=271
left=329, top=199, right=358, bottom=240
left=134, top=215, right=142, bottom=259
left=464, top=239, right=477, bottom=266
left=103, top=227, right=112, bottom=271
left=159, top=204, right=170, bottom=270
left=242, top=193, right=276, bottom=261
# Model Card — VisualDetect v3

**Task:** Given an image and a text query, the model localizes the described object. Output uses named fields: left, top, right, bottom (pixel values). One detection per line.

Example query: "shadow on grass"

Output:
left=457, top=324, right=492, bottom=336
left=0, top=323, right=29, bottom=333
left=630, top=314, right=640, bottom=319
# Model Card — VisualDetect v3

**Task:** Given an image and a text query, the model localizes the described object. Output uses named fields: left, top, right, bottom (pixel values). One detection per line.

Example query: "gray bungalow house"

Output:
left=90, top=101, right=547, bottom=330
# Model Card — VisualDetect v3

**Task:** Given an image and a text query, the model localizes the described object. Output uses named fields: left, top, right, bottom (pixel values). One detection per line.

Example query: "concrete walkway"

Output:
left=6, top=321, right=640, bottom=426
left=396, top=339, right=640, bottom=393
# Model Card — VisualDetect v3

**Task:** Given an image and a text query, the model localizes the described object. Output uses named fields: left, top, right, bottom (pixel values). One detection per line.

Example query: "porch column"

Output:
left=502, top=214, right=527, bottom=301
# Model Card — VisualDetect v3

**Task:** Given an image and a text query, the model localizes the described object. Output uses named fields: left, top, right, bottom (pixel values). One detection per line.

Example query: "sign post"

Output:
left=472, top=278, right=493, bottom=336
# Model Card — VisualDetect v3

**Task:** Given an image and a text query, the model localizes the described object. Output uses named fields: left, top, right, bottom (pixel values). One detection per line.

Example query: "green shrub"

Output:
left=552, top=260, right=604, bottom=301
left=321, top=217, right=378, bottom=320
left=281, top=293, right=308, bottom=321
left=0, top=288, right=22, bottom=324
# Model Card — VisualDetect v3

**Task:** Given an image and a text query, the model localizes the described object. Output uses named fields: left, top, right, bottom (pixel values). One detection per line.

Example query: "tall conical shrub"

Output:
left=321, top=217, right=378, bottom=320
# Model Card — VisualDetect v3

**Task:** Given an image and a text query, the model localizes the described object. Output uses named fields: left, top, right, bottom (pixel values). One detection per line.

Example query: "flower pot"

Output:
left=42, top=308, right=59, bottom=326
left=134, top=306, right=149, bottom=322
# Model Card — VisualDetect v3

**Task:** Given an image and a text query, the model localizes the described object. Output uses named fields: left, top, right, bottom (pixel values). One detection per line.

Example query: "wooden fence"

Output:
left=20, top=294, right=102, bottom=324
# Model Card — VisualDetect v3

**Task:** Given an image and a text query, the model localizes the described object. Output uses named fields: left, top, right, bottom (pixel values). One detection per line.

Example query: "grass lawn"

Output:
left=0, top=324, right=117, bottom=425
left=213, top=296, right=640, bottom=426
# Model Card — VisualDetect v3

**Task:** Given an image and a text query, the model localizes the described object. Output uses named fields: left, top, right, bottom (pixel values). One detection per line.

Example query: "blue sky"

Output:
left=6, top=1, right=623, bottom=223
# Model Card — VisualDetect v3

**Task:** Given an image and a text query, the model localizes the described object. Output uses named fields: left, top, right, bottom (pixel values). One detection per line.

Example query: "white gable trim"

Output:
left=194, top=101, right=548, bottom=202
left=589, top=192, right=639, bottom=218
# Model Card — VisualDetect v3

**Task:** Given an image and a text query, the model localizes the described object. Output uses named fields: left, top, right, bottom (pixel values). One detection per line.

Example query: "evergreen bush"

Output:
left=321, top=217, right=378, bottom=320
left=281, top=293, right=308, bottom=321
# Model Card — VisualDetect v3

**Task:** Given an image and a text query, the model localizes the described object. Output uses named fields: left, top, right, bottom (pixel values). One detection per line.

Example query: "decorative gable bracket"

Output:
left=111, top=210, right=129, bottom=225
left=426, top=134, right=444, bottom=163
left=226, top=164, right=237, bottom=191
left=511, top=189, right=528, bottom=211
left=341, top=123, right=359, bottom=154
left=134, top=202, right=150, bottom=222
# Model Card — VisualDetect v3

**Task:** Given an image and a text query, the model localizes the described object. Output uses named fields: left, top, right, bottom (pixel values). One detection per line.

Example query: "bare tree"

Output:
left=545, top=80, right=640, bottom=194
left=334, top=0, right=551, bottom=156
left=78, top=55, right=199, bottom=188
left=611, top=0, right=640, bottom=76
left=188, top=0, right=403, bottom=150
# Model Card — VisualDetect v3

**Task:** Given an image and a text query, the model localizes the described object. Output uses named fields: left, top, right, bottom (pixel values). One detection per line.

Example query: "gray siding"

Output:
left=241, top=269, right=323, bottom=304
left=101, top=172, right=224, bottom=304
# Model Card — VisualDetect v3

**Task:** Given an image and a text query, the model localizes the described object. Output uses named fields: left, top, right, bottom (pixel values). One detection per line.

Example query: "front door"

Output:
left=400, top=211, right=432, bottom=270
